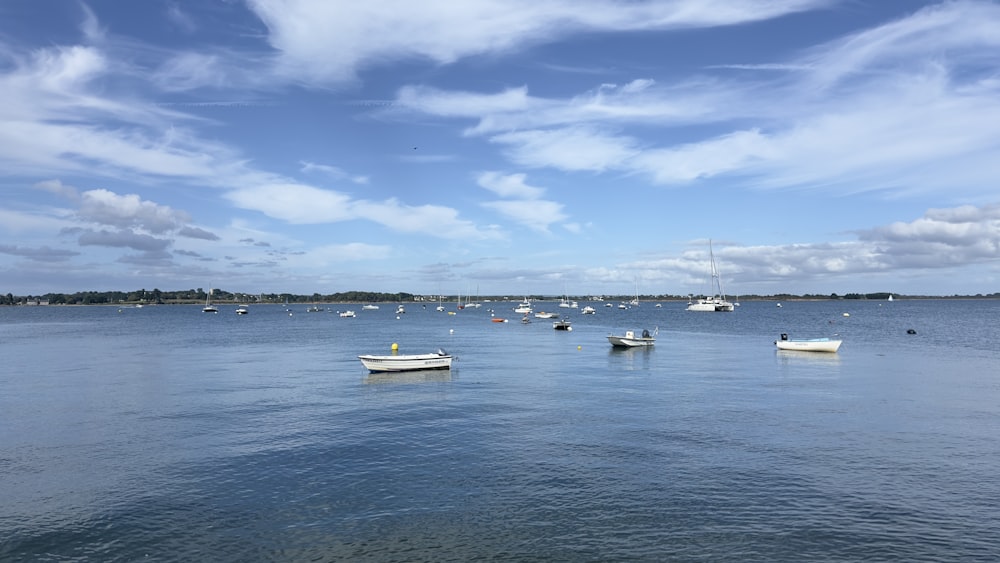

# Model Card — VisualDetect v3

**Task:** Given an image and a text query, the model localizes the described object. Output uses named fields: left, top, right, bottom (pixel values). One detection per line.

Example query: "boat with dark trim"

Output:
left=358, top=349, right=453, bottom=372
left=607, top=328, right=656, bottom=347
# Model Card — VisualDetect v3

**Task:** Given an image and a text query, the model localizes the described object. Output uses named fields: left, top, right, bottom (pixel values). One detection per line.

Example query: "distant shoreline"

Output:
left=8, top=295, right=999, bottom=307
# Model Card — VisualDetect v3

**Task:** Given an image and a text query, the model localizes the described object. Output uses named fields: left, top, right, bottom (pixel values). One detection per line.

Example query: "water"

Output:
left=2, top=300, right=999, bottom=561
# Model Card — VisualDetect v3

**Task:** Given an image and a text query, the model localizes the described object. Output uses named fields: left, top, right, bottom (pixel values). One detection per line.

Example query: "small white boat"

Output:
left=362, top=304, right=379, bottom=310
left=553, top=320, right=572, bottom=331
left=607, top=329, right=656, bottom=347
left=307, top=305, right=324, bottom=313
left=339, top=310, right=356, bottom=318
left=581, top=306, right=596, bottom=314
left=358, top=349, right=453, bottom=372
left=235, top=304, right=248, bottom=315
left=774, top=334, right=842, bottom=353
left=396, top=305, right=406, bottom=314
left=534, top=311, right=559, bottom=319
left=513, top=299, right=532, bottom=314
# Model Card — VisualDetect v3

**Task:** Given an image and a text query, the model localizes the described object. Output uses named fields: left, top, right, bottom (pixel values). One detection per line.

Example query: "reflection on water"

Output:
left=364, top=368, right=453, bottom=385
left=3, top=301, right=1000, bottom=561
left=774, top=349, right=843, bottom=364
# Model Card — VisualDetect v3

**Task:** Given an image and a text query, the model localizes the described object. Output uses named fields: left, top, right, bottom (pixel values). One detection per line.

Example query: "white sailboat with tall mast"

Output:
left=686, top=240, right=734, bottom=312
left=203, top=286, right=218, bottom=313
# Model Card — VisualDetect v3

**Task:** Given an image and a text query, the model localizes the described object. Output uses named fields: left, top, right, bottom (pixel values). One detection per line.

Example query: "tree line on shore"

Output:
left=3, top=288, right=999, bottom=306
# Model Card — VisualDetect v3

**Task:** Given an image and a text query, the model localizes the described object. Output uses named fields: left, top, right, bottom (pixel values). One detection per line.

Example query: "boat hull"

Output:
left=775, top=339, right=842, bottom=353
left=607, top=330, right=655, bottom=347
left=607, top=336, right=655, bottom=347
left=686, top=298, right=734, bottom=312
left=358, top=352, right=453, bottom=373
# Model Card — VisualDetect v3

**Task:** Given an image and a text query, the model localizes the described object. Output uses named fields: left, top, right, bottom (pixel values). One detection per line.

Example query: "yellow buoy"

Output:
left=391, top=342, right=399, bottom=351
left=577, top=345, right=582, bottom=350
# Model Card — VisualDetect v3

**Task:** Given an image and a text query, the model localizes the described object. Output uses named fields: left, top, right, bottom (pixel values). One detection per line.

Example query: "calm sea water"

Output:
left=2, top=299, right=999, bottom=561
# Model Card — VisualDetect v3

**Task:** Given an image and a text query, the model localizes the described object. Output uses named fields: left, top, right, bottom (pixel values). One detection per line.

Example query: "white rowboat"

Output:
left=774, top=334, right=842, bottom=353
left=358, top=350, right=452, bottom=372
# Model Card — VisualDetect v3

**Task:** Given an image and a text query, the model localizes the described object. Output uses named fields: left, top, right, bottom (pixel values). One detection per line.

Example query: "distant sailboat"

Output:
left=203, top=287, right=218, bottom=313
left=686, top=240, right=734, bottom=312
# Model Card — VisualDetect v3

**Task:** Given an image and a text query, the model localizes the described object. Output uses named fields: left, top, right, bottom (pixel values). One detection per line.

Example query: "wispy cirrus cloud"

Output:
left=246, top=0, right=831, bottom=85
left=394, top=1, right=1000, bottom=200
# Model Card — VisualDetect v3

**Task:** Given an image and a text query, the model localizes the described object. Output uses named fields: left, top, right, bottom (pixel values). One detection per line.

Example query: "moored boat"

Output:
left=687, top=240, right=734, bottom=312
left=607, top=328, right=656, bottom=347
left=513, top=299, right=532, bottom=314
left=203, top=287, right=218, bottom=313
left=553, top=320, right=572, bottom=331
left=774, top=333, right=842, bottom=353
left=358, top=349, right=453, bottom=372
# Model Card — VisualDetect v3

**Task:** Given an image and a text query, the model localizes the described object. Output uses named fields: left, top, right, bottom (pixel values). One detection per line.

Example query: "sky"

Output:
left=2, top=0, right=1000, bottom=298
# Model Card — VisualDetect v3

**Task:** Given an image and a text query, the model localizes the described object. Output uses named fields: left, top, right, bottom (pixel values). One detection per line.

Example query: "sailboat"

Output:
left=203, top=287, right=218, bottom=313
left=686, top=240, right=734, bottom=312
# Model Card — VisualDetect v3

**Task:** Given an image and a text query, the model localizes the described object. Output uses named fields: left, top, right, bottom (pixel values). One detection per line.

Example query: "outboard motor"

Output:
left=780, top=333, right=789, bottom=341
left=437, top=348, right=447, bottom=356
left=642, top=329, right=650, bottom=338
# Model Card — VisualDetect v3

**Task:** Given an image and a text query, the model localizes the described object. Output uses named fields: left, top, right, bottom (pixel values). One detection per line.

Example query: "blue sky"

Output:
left=2, top=0, right=999, bottom=298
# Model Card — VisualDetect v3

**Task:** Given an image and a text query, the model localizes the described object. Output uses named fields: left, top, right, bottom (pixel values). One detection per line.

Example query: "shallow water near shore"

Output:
left=2, top=299, right=999, bottom=561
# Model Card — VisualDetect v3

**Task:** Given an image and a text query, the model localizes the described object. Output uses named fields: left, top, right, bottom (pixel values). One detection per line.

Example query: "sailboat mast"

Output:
left=709, top=240, right=726, bottom=299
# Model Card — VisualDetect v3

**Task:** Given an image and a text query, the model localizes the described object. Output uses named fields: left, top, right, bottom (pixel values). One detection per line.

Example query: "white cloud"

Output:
left=246, top=0, right=830, bottom=85
left=309, top=242, right=392, bottom=262
left=300, top=161, right=369, bottom=184
left=630, top=203, right=1000, bottom=289
left=491, top=127, right=640, bottom=172
left=396, top=85, right=534, bottom=119
left=476, top=171, right=544, bottom=199
left=352, top=198, right=504, bottom=240
left=630, top=130, right=776, bottom=184
left=78, top=189, right=190, bottom=234
left=482, top=199, right=567, bottom=233
left=475, top=171, right=568, bottom=233
left=225, top=183, right=355, bottom=224
left=33, top=179, right=79, bottom=200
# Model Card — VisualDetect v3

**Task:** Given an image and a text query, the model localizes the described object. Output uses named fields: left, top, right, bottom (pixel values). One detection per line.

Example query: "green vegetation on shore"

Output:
left=3, top=288, right=999, bottom=306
